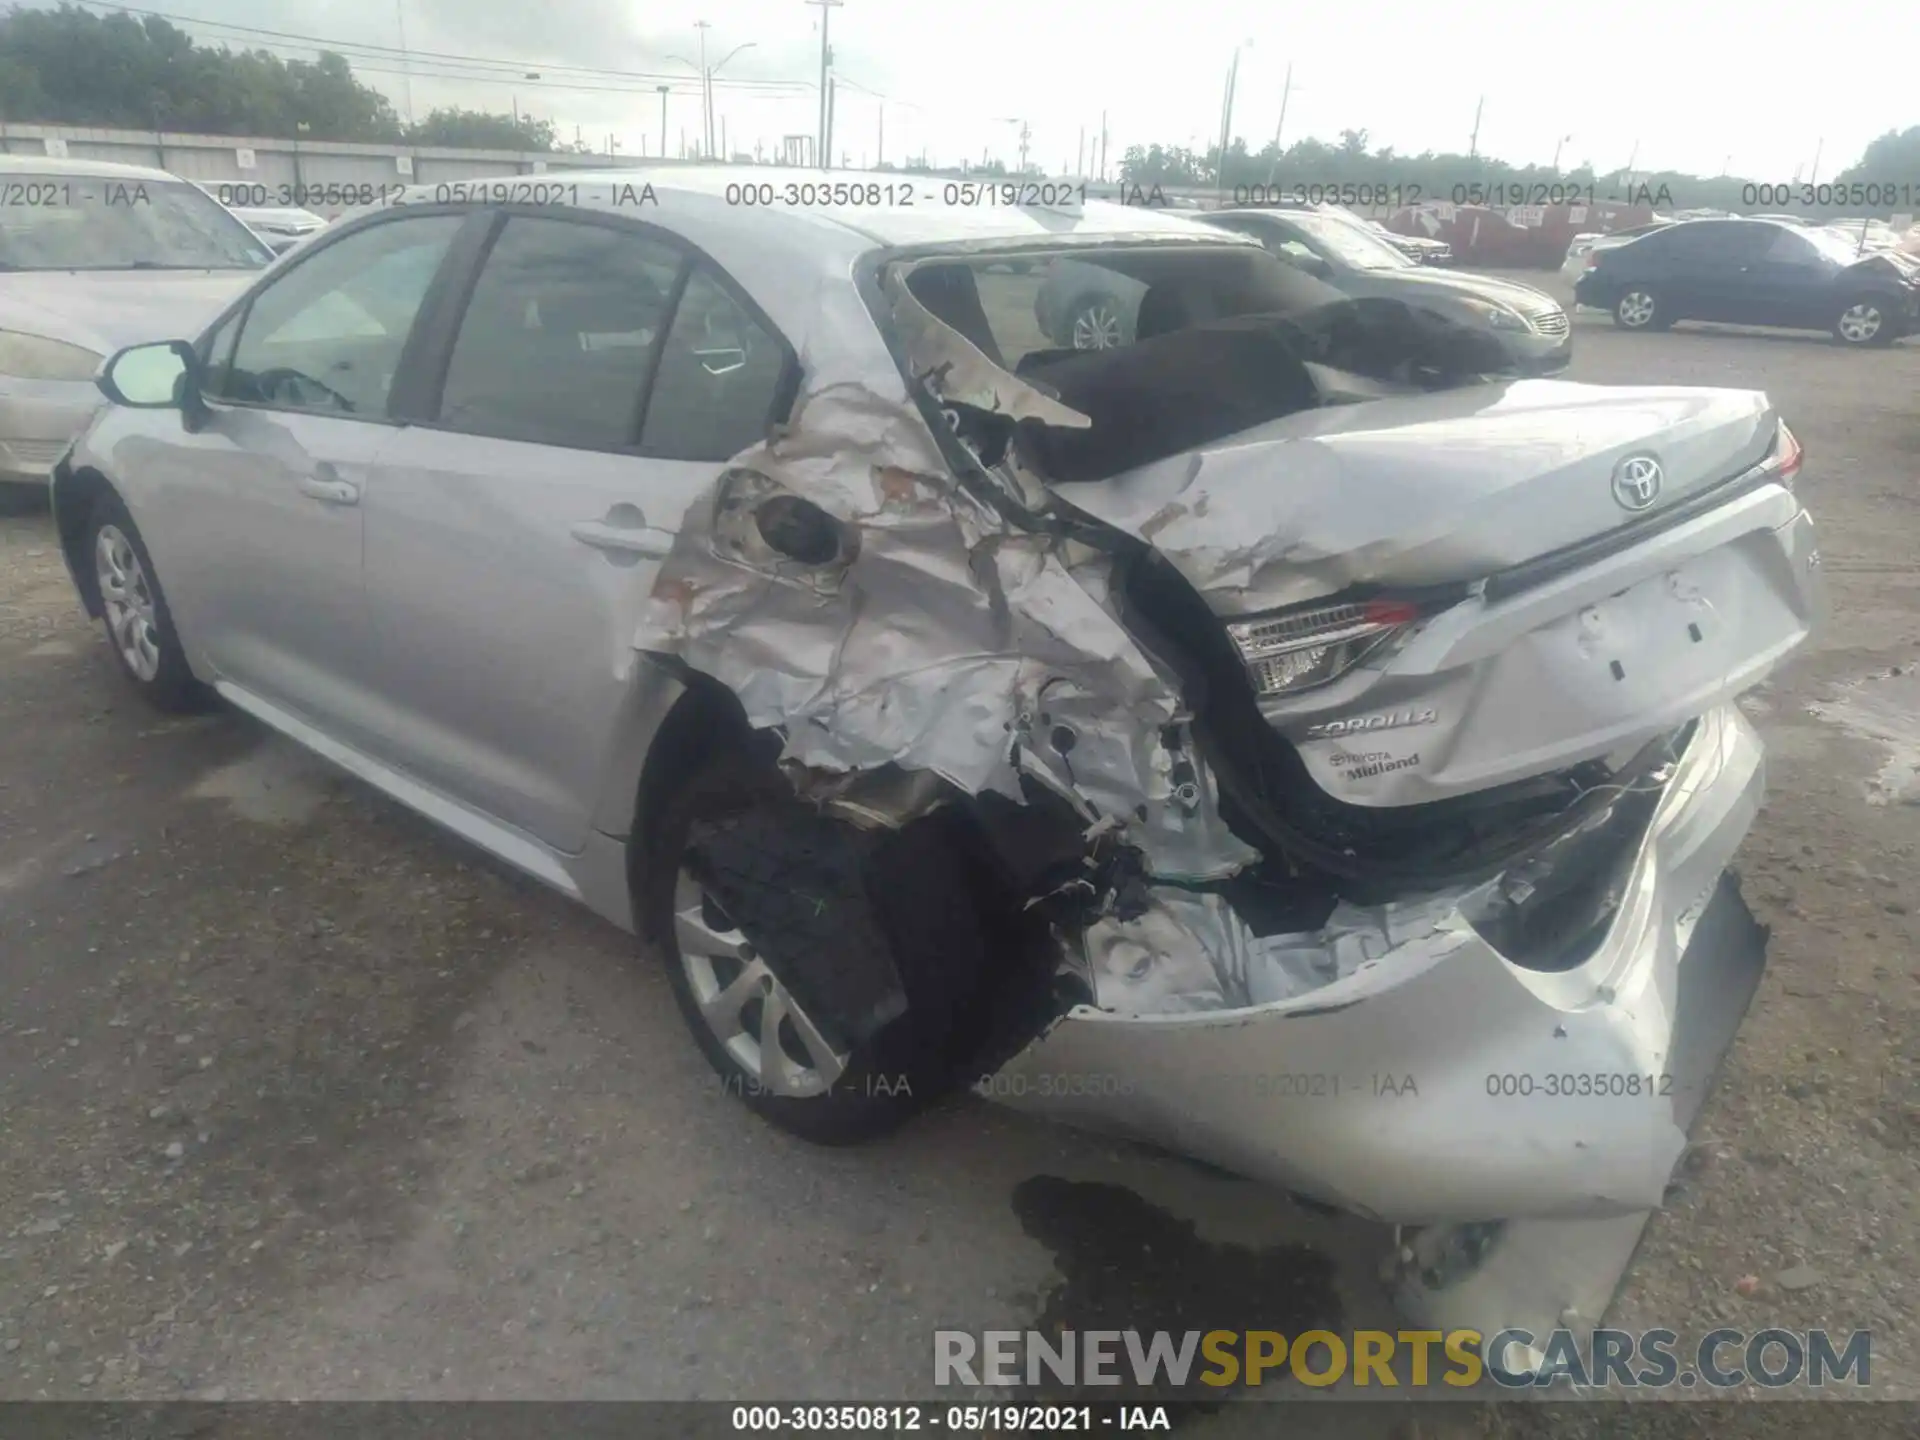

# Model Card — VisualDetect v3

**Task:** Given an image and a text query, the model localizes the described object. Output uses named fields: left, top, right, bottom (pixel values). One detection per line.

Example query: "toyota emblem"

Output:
left=1612, top=454, right=1663, bottom=511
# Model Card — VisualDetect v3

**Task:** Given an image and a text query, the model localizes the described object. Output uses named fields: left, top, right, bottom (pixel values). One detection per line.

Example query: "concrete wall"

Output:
left=0, top=123, right=654, bottom=217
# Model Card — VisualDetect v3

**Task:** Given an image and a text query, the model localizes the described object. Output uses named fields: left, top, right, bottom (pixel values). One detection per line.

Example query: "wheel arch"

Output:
left=52, top=464, right=119, bottom=618
left=612, top=659, right=767, bottom=937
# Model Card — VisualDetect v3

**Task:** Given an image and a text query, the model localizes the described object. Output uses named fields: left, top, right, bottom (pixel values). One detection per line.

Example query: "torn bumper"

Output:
left=982, top=703, right=1766, bottom=1226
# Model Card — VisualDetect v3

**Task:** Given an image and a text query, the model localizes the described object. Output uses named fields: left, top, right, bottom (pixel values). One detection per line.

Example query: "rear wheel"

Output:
left=85, top=491, right=209, bottom=712
left=1833, top=296, right=1895, bottom=347
left=1068, top=293, right=1130, bottom=350
left=1613, top=287, right=1669, bottom=331
left=646, top=752, right=989, bottom=1146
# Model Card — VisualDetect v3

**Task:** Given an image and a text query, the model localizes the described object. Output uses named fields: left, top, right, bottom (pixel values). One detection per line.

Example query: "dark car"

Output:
left=1573, top=217, right=1920, bottom=346
left=1034, top=207, right=1569, bottom=371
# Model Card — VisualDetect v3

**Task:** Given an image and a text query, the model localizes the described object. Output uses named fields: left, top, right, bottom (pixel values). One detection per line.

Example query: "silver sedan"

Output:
left=49, top=169, right=1822, bottom=1360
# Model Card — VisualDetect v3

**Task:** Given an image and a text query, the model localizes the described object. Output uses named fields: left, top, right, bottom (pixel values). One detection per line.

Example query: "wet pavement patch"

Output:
left=1807, top=666, right=1920, bottom=806
left=1011, top=1175, right=1341, bottom=1412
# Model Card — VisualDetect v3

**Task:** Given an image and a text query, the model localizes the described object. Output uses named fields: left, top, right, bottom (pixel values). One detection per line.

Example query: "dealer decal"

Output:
left=1343, top=753, right=1421, bottom=780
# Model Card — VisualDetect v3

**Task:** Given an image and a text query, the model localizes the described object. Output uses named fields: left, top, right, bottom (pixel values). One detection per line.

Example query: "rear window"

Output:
left=894, top=246, right=1524, bottom=486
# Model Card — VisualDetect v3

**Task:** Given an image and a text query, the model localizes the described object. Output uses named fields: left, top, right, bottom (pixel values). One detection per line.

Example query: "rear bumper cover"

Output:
left=982, top=701, right=1767, bottom=1226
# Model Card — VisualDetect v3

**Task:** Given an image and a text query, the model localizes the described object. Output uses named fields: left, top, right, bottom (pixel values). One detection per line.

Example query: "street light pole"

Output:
left=694, top=21, right=713, bottom=157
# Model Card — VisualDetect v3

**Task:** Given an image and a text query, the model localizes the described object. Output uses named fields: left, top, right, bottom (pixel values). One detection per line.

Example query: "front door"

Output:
left=139, top=211, right=469, bottom=740
left=357, top=211, right=795, bottom=852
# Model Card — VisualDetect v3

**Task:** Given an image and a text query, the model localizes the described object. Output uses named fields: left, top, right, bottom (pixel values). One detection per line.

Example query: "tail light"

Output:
left=1227, top=599, right=1423, bottom=698
left=1768, top=421, right=1803, bottom=490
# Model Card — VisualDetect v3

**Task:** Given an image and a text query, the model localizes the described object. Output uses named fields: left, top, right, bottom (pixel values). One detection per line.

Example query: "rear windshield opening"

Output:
left=897, top=246, right=1520, bottom=485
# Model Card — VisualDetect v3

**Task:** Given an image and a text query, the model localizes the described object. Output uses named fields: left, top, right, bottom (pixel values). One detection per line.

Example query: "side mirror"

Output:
left=97, top=340, right=211, bottom=430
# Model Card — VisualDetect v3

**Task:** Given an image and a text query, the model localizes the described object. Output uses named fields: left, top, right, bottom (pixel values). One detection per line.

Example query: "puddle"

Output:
left=1011, top=1175, right=1341, bottom=1413
left=1807, top=667, right=1920, bottom=806
left=185, top=739, right=336, bottom=825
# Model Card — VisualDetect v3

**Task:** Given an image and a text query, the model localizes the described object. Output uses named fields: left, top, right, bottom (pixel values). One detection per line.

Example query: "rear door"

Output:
left=355, top=209, right=795, bottom=852
left=135, top=210, right=470, bottom=738
left=1739, top=226, right=1840, bottom=328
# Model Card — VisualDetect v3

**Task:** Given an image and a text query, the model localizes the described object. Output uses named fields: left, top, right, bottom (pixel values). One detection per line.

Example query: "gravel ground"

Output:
left=2, top=288, right=1917, bottom=1433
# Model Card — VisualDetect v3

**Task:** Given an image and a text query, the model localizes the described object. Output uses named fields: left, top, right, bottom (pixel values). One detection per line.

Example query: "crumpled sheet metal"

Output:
left=633, top=375, right=1254, bottom=880
left=1084, top=886, right=1476, bottom=1016
left=984, top=704, right=1765, bottom=1225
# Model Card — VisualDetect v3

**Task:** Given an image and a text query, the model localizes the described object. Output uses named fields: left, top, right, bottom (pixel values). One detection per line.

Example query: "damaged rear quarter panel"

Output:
left=631, top=247, right=1255, bottom=881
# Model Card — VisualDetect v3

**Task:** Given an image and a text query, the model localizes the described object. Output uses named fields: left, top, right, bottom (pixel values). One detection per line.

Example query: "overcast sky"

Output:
left=125, top=0, right=1899, bottom=183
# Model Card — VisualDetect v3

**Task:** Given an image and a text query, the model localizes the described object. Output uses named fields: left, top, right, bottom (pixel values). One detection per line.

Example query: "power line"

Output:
left=66, top=1, right=811, bottom=94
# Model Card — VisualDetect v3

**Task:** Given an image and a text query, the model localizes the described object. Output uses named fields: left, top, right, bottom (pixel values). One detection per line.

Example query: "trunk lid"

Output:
left=1050, top=378, right=1779, bottom=615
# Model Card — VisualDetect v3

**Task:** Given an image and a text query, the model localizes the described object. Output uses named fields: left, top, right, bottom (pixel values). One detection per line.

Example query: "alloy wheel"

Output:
left=1837, top=303, right=1883, bottom=343
left=95, top=524, right=161, bottom=682
left=673, top=867, right=848, bottom=1097
left=1617, top=291, right=1657, bottom=327
left=1070, top=301, right=1124, bottom=350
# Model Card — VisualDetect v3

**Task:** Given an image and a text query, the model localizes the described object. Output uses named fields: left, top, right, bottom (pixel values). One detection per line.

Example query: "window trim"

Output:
left=395, top=203, right=802, bottom=462
left=195, top=204, right=486, bottom=427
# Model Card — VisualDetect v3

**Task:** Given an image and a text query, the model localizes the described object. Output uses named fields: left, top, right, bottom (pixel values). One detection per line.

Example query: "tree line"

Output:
left=0, top=4, right=563, bottom=150
left=1116, top=127, right=1920, bottom=220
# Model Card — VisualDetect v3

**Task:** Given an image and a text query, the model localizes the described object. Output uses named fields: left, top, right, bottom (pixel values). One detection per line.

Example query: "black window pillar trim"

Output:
left=388, top=208, right=509, bottom=424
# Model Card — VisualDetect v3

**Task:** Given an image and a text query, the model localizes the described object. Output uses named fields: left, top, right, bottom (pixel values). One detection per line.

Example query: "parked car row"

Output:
left=1037, top=203, right=1569, bottom=371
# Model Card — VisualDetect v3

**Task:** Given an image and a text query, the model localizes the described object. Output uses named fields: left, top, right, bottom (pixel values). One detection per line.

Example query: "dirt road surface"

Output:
left=2, top=292, right=1917, bottom=1434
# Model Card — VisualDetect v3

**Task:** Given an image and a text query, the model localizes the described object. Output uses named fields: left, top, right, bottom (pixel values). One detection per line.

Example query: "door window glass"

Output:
left=640, top=267, right=789, bottom=461
left=219, top=215, right=462, bottom=416
left=436, top=215, right=682, bottom=450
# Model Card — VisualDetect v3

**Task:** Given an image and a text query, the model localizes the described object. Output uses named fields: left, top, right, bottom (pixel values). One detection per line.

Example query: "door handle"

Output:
left=570, top=519, right=674, bottom=558
left=297, top=474, right=360, bottom=505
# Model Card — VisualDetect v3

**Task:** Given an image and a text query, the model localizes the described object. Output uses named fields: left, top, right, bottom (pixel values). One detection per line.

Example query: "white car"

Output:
left=0, top=155, right=270, bottom=506
left=229, top=204, right=328, bottom=255
left=1561, top=219, right=1674, bottom=288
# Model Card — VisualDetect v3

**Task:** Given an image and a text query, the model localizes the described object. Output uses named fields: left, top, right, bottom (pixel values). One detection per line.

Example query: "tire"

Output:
left=645, top=751, right=990, bottom=1146
left=1612, top=287, right=1669, bottom=331
left=1067, top=292, right=1131, bottom=350
left=1833, top=296, right=1896, bottom=347
left=85, top=490, right=209, bottom=712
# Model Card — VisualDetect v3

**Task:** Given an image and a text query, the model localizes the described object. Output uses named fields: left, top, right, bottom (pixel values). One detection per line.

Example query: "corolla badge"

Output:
left=1612, top=454, right=1663, bottom=511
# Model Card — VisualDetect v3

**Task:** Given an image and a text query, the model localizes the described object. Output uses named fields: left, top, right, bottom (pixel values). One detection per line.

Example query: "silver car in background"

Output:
left=0, top=155, right=269, bottom=506
left=48, top=170, right=1822, bottom=1364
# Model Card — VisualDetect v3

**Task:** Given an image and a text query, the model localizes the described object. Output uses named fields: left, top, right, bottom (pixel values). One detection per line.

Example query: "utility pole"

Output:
left=827, top=75, right=838, bottom=169
left=1215, top=43, right=1246, bottom=192
left=657, top=86, right=669, bottom=160
left=1468, top=95, right=1484, bottom=162
left=1099, top=110, right=1107, bottom=182
left=877, top=102, right=884, bottom=167
left=1808, top=137, right=1824, bottom=186
left=805, top=0, right=843, bottom=170
left=721, top=116, right=728, bottom=161
left=1264, top=64, right=1293, bottom=185
left=394, top=0, right=416, bottom=126
left=1076, top=125, right=1084, bottom=177
left=1551, top=133, right=1571, bottom=173
left=694, top=20, right=713, bottom=157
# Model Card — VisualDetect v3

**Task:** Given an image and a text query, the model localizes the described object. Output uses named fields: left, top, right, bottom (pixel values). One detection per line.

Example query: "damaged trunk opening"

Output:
left=632, top=225, right=1822, bottom=1349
